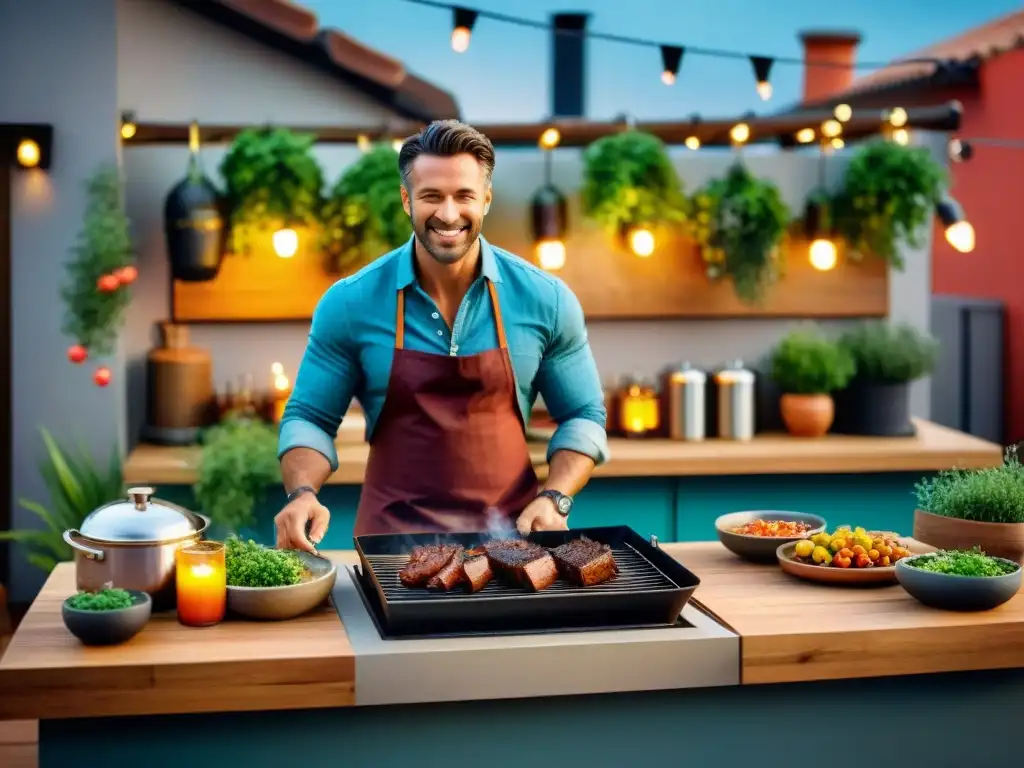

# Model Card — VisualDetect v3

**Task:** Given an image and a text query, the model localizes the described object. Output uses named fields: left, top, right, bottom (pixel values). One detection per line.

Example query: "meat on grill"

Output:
left=484, top=539, right=558, bottom=592
left=426, top=545, right=467, bottom=591
left=398, top=544, right=461, bottom=587
left=551, top=536, right=619, bottom=586
left=462, top=551, right=493, bottom=593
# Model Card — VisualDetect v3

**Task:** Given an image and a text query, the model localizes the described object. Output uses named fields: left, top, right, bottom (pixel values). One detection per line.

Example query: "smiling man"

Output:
left=274, top=119, right=608, bottom=551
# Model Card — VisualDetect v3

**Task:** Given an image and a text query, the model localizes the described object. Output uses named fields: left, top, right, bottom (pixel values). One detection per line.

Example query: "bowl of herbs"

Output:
left=62, top=586, right=152, bottom=645
left=896, top=547, right=1022, bottom=612
left=225, top=537, right=337, bottom=620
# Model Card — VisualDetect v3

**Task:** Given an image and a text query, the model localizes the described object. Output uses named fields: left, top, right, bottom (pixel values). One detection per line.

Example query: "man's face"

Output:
left=401, top=153, right=492, bottom=265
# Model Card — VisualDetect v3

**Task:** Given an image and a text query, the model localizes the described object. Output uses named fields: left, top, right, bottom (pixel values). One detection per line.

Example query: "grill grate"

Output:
left=366, top=542, right=678, bottom=602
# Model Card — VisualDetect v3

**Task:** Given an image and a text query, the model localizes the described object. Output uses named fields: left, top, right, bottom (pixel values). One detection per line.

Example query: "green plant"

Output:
left=907, top=548, right=1018, bottom=577
left=193, top=415, right=281, bottom=532
left=838, top=321, right=940, bottom=384
left=831, top=140, right=946, bottom=269
left=66, top=587, right=135, bottom=611
left=686, top=163, right=791, bottom=305
left=61, top=165, right=135, bottom=356
left=914, top=447, right=1024, bottom=524
left=770, top=326, right=855, bottom=395
left=225, top=536, right=307, bottom=587
left=0, top=428, right=124, bottom=572
left=581, top=130, right=687, bottom=233
left=218, top=127, right=325, bottom=253
left=320, top=144, right=411, bottom=272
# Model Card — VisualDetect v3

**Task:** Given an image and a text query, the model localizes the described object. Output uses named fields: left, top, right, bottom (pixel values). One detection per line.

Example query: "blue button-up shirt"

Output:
left=278, top=236, right=609, bottom=472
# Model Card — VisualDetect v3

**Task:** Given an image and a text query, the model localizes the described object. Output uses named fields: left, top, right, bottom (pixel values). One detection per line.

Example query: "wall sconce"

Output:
left=120, top=111, right=137, bottom=140
left=3, top=124, right=53, bottom=170
left=804, top=198, right=837, bottom=271
left=936, top=196, right=975, bottom=254
left=531, top=184, right=567, bottom=271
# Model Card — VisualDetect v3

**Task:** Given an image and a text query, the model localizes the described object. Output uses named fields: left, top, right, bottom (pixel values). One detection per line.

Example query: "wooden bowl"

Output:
left=715, top=511, right=826, bottom=563
left=896, top=553, right=1022, bottom=611
left=776, top=541, right=902, bottom=586
left=913, top=509, right=1024, bottom=565
left=226, top=551, right=338, bottom=621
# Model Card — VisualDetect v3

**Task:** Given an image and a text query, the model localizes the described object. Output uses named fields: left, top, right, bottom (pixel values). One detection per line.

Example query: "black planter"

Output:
left=833, top=379, right=916, bottom=437
left=164, top=174, right=226, bottom=282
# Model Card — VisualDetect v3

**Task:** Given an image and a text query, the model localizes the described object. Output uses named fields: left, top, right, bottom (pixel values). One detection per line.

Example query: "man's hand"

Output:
left=274, top=494, right=330, bottom=553
left=515, top=495, right=569, bottom=536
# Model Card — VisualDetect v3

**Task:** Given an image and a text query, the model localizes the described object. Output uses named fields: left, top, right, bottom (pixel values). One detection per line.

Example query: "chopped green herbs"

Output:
left=225, top=537, right=307, bottom=588
left=66, top=587, right=134, bottom=611
left=907, top=548, right=1020, bottom=578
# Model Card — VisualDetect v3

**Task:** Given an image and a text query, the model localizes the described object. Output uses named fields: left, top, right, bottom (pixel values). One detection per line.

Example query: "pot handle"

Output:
left=63, top=529, right=106, bottom=561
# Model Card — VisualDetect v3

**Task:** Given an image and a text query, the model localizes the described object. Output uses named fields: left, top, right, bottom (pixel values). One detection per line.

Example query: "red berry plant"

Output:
left=61, top=165, right=137, bottom=384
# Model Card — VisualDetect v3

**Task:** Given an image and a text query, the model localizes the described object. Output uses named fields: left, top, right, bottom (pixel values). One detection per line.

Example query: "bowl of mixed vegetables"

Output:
left=896, top=547, right=1021, bottom=612
left=715, top=510, right=827, bottom=563
left=225, top=537, right=337, bottom=620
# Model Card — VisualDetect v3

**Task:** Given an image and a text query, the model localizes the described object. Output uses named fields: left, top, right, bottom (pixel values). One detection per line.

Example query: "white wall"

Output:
left=1, top=0, right=123, bottom=602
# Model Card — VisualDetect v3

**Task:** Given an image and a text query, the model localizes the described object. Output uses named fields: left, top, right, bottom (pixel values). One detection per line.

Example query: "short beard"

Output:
left=410, top=203, right=480, bottom=265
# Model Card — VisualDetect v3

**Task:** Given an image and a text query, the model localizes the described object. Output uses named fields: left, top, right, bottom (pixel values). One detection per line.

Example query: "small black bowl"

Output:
left=896, top=554, right=1022, bottom=612
left=62, top=590, right=152, bottom=645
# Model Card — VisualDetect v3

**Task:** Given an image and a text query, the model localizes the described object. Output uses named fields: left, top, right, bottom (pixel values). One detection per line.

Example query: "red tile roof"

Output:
left=175, top=0, right=459, bottom=122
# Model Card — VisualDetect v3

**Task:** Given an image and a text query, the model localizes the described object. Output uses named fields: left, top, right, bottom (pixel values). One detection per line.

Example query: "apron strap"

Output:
left=395, top=290, right=406, bottom=350
left=394, top=280, right=507, bottom=351
left=486, top=281, right=508, bottom=350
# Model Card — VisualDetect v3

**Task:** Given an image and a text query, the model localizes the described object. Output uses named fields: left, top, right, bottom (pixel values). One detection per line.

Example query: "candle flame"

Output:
left=191, top=563, right=215, bottom=578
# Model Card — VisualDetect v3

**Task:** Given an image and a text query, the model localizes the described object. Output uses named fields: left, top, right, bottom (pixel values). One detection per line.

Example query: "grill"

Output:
left=354, top=525, right=700, bottom=637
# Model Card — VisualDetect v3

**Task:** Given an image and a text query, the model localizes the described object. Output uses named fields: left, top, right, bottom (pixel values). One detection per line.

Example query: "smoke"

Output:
left=484, top=506, right=518, bottom=541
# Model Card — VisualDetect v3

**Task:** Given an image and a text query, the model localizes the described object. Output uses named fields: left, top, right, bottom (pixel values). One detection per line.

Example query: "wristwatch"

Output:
left=538, top=489, right=573, bottom=517
left=286, top=485, right=318, bottom=504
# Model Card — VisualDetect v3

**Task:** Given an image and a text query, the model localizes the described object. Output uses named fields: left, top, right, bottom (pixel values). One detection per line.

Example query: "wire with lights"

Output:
left=402, top=0, right=943, bottom=103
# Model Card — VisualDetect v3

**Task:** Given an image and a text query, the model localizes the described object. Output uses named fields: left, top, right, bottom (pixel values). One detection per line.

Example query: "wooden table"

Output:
left=123, top=418, right=1002, bottom=485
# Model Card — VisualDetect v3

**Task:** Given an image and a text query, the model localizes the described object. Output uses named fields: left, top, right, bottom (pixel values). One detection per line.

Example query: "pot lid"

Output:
left=78, top=487, right=206, bottom=543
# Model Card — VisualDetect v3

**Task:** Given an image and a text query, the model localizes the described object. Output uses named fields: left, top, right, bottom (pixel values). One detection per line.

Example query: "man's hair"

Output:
left=398, top=119, right=495, bottom=188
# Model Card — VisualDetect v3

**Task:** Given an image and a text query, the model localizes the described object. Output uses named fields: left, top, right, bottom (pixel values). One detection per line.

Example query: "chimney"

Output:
left=798, top=30, right=862, bottom=104
left=551, top=13, right=589, bottom=118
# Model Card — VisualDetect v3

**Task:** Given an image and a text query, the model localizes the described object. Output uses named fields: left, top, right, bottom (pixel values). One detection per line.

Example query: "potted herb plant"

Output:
left=913, top=448, right=1024, bottom=564
left=218, top=127, right=325, bottom=255
left=62, top=584, right=152, bottom=646
left=834, top=321, right=939, bottom=437
left=580, top=129, right=687, bottom=251
left=830, top=140, right=946, bottom=269
left=769, top=326, right=855, bottom=437
left=320, top=144, right=411, bottom=274
left=686, top=163, right=791, bottom=305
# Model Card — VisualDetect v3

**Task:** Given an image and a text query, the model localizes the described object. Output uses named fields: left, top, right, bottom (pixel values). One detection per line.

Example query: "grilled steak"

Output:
left=399, top=544, right=461, bottom=587
left=462, top=552, right=493, bottom=592
left=426, top=546, right=467, bottom=591
left=551, top=536, right=618, bottom=586
left=485, top=539, right=558, bottom=592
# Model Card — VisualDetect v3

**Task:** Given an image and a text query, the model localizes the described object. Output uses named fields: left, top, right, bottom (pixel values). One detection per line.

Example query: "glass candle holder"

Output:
left=176, top=541, right=226, bottom=627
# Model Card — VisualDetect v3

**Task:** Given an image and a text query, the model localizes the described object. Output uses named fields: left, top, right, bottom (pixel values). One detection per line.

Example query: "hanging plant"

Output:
left=580, top=130, right=687, bottom=238
left=218, top=127, right=325, bottom=254
left=685, top=163, right=791, bottom=305
left=320, top=144, right=411, bottom=273
left=830, top=140, right=946, bottom=270
left=60, top=165, right=137, bottom=374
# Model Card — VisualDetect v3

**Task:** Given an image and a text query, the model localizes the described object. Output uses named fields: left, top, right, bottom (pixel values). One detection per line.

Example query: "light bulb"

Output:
left=830, top=137, right=845, bottom=150
left=451, top=26, right=471, bottom=53
left=392, top=139, right=403, bottom=153
left=274, top=373, right=291, bottom=391
left=821, top=119, right=842, bottom=138
left=271, top=362, right=284, bottom=376
left=356, top=134, right=371, bottom=152
left=535, top=240, right=566, bottom=271
left=272, top=228, right=299, bottom=258
left=888, top=107, right=908, bottom=128
left=729, top=123, right=750, bottom=145
left=16, top=139, right=40, bottom=168
left=629, top=228, right=655, bottom=257
left=809, top=239, right=838, bottom=271
left=945, top=221, right=975, bottom=254
left=795, top=128, right=815, bottom=144
left=121, top=122, right=137, bottom=140
left=538, top=128, right=561, bottom=150
left=834, top=104, right=852, bottom=122
left=892, top=128, right=909, bottom=146
left=661, top=70, right=676, bottom=86
left=756, top=81, right=772, bottom=100
left=684, top=136, right=700, bottom=150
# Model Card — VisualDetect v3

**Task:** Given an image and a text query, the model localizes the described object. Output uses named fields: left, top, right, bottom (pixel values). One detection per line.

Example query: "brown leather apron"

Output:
left=353, top=279, right=539, bottom=536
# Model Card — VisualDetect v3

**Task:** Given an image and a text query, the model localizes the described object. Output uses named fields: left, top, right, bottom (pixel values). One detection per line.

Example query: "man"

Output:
left=274, top=119, right=608, bottom=552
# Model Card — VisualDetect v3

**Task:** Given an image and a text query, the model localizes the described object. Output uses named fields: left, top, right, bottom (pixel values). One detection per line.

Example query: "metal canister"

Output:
left=715, top=360, right=756, bottom=441
left=662, top=363, right=706, bottom=441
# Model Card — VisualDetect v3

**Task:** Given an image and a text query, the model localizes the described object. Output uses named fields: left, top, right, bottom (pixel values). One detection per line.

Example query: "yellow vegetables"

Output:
left=792, top=525, right=911, bottom=568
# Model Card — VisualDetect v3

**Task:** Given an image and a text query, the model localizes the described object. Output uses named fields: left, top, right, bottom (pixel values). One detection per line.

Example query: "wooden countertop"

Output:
left=4, top=541, right=1023, bottom=719
left=676, top=542, right=1024, bottom=685
left=123, top=418, right=1002, bottom=485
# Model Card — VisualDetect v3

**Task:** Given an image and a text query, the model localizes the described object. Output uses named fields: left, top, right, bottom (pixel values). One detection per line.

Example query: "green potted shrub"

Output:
left=686, top=163, right=791, bottom=305
left=62, top=585, right=152, bottom=646
left=913, top=448, right=1024, bottom=564
left=834, top=321, right=939, bottom=437
left=769, top=326, right=855, bottom=437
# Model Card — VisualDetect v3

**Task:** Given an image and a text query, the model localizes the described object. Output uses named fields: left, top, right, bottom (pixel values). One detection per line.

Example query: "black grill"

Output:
left=354, top=526, right=700, bottom=637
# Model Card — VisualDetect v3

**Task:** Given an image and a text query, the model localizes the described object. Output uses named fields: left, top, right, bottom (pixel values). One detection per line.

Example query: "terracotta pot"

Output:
left=779, top=393, right=834, bottom=437
left=913, top=509, right=1024, bottom=564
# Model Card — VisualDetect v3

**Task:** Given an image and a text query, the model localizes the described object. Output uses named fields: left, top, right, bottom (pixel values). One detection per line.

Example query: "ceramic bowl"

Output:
left=62, top=590, right=152, bottom=645
left=715, top=510, right=827, bottom=563
left=227, top=550, right=338, bottom=620
left=896, top=553, right=1022, bottom=611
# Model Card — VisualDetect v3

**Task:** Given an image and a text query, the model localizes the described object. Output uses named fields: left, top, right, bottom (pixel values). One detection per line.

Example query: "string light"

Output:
left=834, top=104, right=852, bottom=122
left=272, top=228, right=299, bottom=258
left=887, top=107, right=908, bottom=128
left=936, top=197, right=975, bottom=254
left=392, top=139, right=404, bottom=152
left=750, top=56, right=774, bottom=100
left=795, top=128, right=815, bottom=144
left=830, top=137, right=845, bottom=150
left=538, top=127, right=561, bottom=149
left=684, top=136, right=700, bottom=150
left=120, top=111, right=137, bottom=140
left=821, top=119, right=842, bottom=139
left=891, top=128, right=909, bottom=146
left=660, top=45, right=684, bottom=86
left=948, top=138, right=973, bottom=162
left=729, top=122, right=750, bottom=145
left=15, top=138, right=40, bottom=168
left=451, top=7, right=477, bottom=53
left=628, top=227, right=655, bottom=257
left=356, top=134, right=371, bottom=152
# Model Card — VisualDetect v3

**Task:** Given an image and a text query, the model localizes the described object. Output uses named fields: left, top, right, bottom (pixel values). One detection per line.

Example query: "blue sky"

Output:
left=301, top=0, right=1020, bottom=121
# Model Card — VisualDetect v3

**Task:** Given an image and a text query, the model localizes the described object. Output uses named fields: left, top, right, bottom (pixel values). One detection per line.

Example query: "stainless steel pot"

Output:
left=63, top=486, right=208, bottom=609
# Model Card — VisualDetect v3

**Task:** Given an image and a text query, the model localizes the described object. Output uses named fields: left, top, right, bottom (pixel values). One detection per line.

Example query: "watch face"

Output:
left=556, top=496, right=572, bottom=515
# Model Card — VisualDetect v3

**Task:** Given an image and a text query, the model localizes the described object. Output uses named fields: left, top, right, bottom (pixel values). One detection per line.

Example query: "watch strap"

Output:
left=539, top=489, right=572, bottom=516
left=286, top=485, right=318, bottom=504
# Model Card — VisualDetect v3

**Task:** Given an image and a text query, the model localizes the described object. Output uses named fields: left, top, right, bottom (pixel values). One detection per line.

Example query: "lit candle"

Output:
left=176, top=541, right=226, bottom=627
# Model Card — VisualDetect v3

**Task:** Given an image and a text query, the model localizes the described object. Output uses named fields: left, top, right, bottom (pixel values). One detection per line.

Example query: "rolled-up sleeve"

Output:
left=536, top=280, right=609, bottom=465
left=278, top=283, right=361, bottom=472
